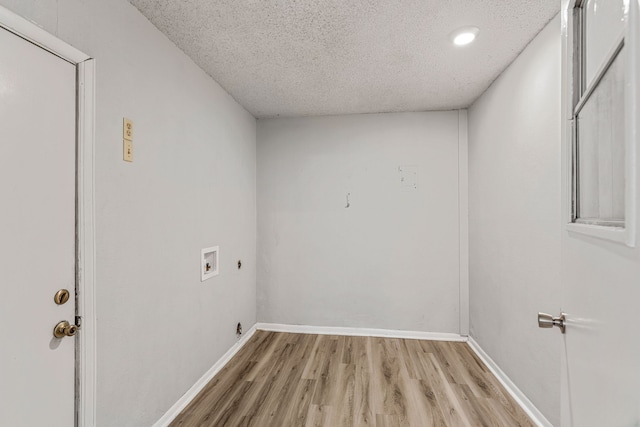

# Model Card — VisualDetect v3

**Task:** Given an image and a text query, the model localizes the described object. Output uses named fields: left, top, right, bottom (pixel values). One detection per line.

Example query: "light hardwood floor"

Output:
left=170, top=331, right=536, bottom=427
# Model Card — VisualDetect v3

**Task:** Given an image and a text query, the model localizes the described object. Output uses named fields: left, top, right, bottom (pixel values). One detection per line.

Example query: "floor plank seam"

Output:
left=167, top=331, right=540, bottom=427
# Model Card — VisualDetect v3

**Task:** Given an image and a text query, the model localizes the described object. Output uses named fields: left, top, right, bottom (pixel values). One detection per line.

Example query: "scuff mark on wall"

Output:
left=345, top=192, right=351, bottom=208
left=398, top=165, right=418, bottom=189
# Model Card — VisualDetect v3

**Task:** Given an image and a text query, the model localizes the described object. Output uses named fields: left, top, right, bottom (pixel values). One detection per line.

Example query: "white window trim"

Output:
left=563, top=0, right=637, bottom=248
left=0, top=5, right=97, bottom=426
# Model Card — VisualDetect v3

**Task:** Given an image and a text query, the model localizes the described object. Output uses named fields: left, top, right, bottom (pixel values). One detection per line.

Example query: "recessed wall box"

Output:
left=201, top=246, right=219, bottom=281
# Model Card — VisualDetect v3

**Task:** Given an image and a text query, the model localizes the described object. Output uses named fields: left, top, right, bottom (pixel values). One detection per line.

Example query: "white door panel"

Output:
left=561, top=0, right=640, bottom=426
left=0, top=27, right=76, bottom=426
left=561, top=240, right=640, bottom=426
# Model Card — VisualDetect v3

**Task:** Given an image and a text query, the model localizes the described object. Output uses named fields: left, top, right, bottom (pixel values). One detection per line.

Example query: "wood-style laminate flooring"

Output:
left=170, top=331, right=536, bottom=427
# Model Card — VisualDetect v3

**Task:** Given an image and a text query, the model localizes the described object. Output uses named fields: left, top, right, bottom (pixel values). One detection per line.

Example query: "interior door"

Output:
left=0, top=26, right=77, bottom=426
left=560, top=0, right=640, bottom=426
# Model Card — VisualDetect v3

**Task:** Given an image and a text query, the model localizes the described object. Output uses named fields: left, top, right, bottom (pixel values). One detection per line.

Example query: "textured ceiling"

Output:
left=128, top=0, right=560, bottom=118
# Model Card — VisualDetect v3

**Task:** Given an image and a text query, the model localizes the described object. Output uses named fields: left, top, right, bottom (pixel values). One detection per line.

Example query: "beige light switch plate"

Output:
left=123, top=139, right=133, bottom=162
left=123, top=118, right=133, bottom=141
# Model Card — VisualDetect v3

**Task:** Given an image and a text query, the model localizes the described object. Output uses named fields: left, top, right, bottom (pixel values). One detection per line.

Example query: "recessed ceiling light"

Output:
left=451, top=26, right=480, bottom=46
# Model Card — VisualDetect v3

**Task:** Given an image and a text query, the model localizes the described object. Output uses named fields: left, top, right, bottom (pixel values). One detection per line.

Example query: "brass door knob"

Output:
left=53, top=320, right=77, bottom=338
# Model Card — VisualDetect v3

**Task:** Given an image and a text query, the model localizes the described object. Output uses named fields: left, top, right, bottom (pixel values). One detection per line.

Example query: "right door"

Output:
left=560, top=1, right=640, bottom=426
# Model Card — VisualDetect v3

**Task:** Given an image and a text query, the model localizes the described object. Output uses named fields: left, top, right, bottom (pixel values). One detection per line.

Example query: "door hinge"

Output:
left=75, top=315, right=82, bottom=329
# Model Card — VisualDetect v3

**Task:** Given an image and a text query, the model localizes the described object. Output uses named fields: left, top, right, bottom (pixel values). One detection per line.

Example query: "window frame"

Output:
left=564, top=0, right=637, bottom=247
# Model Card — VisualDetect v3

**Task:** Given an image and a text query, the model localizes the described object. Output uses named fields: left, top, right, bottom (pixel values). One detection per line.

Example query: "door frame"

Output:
left=0, top=6, right=96, bottom=427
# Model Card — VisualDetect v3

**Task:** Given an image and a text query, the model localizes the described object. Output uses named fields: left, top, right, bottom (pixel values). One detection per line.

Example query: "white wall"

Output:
left=468, top=15, right=561, bottom=426
left=257, top=112, right=462, bottom=333
left=0, top=1, right=256, bottom=426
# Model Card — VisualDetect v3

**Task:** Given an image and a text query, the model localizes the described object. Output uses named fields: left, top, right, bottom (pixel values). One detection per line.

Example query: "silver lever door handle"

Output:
left=538, top=312, right=566, bottom=334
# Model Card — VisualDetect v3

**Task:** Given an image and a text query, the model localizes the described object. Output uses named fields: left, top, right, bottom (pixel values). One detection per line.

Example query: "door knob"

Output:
left=538, top=312, right=566, bottom=333
left=53, top=320, right=77, bottom=338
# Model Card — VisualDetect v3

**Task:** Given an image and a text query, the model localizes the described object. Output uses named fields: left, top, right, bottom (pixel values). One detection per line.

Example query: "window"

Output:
left=569, top=0, right=631, bottom=235
left=573, top=43, right=625, bottom=226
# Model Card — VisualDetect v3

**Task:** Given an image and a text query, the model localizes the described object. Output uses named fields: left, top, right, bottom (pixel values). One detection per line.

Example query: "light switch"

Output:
left=123, top=118, right=133, bottom=141
left=123, top=139, right=133, bottom=162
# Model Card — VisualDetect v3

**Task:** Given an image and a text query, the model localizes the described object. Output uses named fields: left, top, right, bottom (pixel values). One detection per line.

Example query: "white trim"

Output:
left=458, top=109, right=470, bottom=336
left=152, top=325, right=258, bottom=427
left=0, top=9, right=97, bottom=426
left=566, top=222, right=630, bottom=244
left=561, top=0, right=575, bottom=247
left=467, top=337, right=553, bottom=427
left=76, top=59, right=97, bottom=427
left=0, top=5, right=89, bottom=64
left=255, top=323, right=468, bottom=342
left=624, top=0, right=638, bottom=248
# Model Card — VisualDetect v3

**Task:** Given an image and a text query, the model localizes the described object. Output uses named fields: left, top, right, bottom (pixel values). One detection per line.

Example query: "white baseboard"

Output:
left=255, top=322, right=468, bottom=342
left=152, top=324, right=257, bottom=427
left=467, top=337, right=553, bottom=427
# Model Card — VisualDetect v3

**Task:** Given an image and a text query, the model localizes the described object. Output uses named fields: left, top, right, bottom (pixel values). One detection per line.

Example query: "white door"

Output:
left=560, top=1, right=640, bottom=426
left=0, top=26, right=77, bottom=426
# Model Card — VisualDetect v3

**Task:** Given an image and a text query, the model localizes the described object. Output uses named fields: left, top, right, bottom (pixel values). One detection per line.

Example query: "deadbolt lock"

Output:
left=53, top=320, right=77, bottom=338
left=54, top=289, right=70, bottom=305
